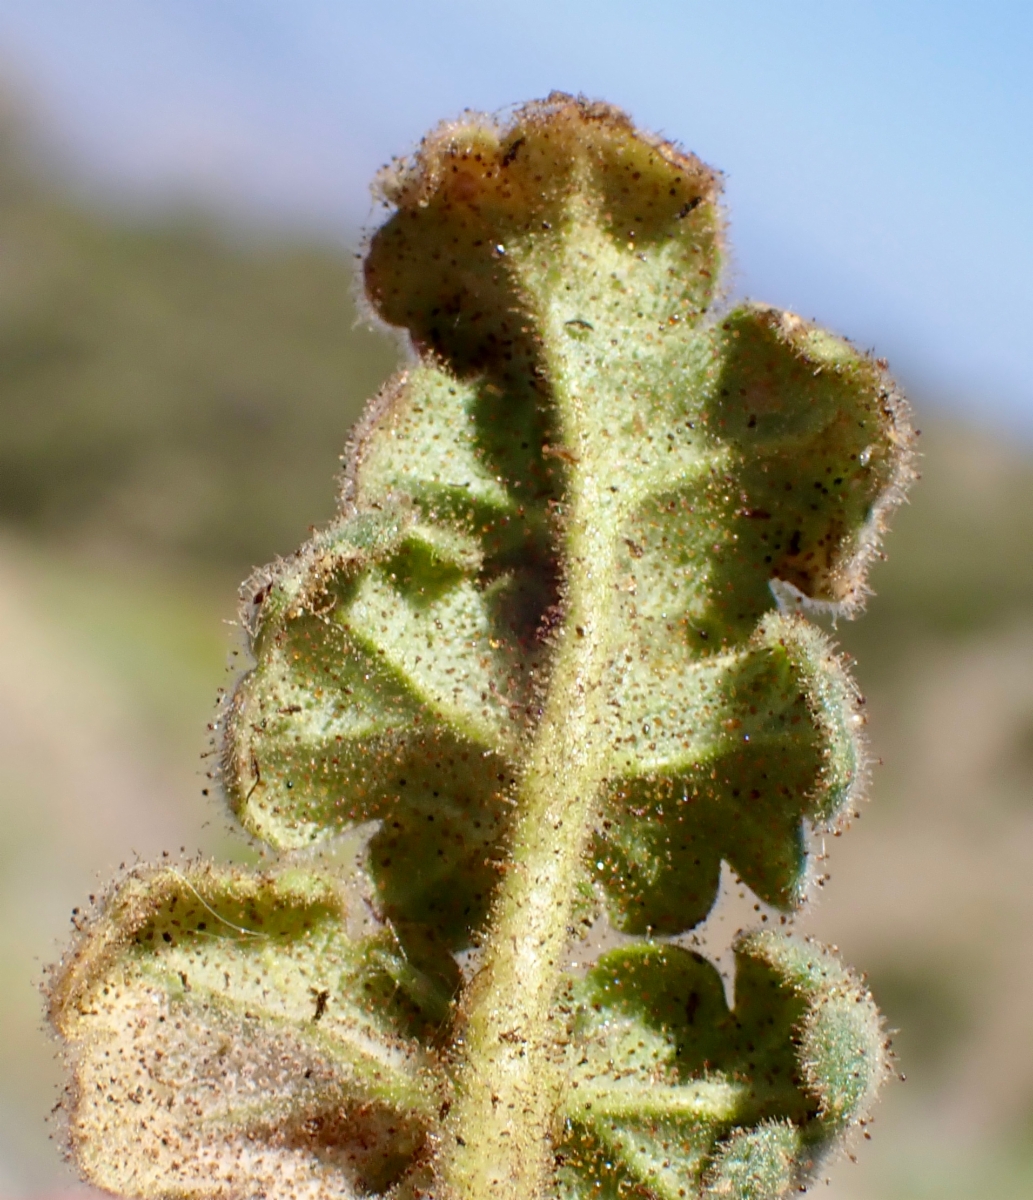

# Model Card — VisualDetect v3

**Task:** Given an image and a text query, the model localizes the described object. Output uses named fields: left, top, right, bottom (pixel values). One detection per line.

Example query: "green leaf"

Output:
left=50, top=865, right=446, bottom=1200
left=52, top=95, right=912, bottom=1200
left=228, top=98, right=909, bottom=959
left=701, top=1124, right=801, bottom=1200
left=554, top=931, right=887, bottom=1199
left=593, top=613, right=865, bottom=933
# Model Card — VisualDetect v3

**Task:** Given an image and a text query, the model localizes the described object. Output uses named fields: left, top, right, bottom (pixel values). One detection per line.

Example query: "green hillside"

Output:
left=0, top=118, right=397, bottom=572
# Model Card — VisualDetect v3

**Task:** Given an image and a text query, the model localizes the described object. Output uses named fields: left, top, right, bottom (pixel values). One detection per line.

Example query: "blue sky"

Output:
left=0, top=1, right=1030, bottom=431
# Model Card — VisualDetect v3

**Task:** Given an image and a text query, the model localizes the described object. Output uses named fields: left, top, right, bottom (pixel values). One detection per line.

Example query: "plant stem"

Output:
left=438, top=444, right=618, bottom=1200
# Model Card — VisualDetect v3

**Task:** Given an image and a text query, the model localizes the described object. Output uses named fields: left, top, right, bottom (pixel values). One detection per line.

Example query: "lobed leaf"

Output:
left=594, top=613, right=865, bottom=933
left=554, top=931, right=887, bottom=1199
left=52, top=95, right=912, bottom=1200
left=50, top=865, right=446, bottom=1200
left=227, top=95, right=911, bottom=956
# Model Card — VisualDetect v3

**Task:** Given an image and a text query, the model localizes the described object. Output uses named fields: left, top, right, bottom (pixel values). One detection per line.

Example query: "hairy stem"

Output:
left=440, top=406, right=620, bottom=1200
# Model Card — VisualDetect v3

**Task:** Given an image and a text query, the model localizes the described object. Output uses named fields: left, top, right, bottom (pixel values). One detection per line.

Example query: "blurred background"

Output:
left=0, top=3, right=1030, bottom=1197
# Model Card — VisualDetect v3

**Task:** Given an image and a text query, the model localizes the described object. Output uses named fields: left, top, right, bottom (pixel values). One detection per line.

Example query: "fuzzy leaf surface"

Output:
left=555, top=931, right=886, bottom=1200
left=50, top=866, right=445, bottom=1200
left=51, top=95, right=912, bottom=1200
left=226, top=96, right=911, bottom=958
